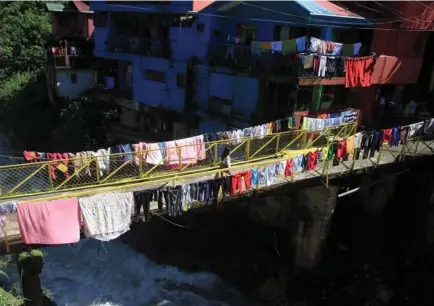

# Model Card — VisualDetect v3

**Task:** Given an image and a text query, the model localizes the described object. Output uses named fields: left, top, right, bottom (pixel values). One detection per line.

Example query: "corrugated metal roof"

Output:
left=45, top=3, right=73, bottom=12
left=295, top=0, right=364, bottom=19
left=73, top=1, right=93, bottom=13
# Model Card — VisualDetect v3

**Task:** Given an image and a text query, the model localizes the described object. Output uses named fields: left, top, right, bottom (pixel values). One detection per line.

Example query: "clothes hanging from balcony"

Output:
left=23, top=151, right=41, bottom=162
left=296, top=36, right=307, bottom=52
left=250, top=41, right=262, bottom=55
left=309, top=37, right=343, bottom=56
left=344, top=56, right=375, bottom=88
left=251, top=168, right=259, bottom=187
left=284, top=159, right=293, bottom=177
left=326, top=57, right=336, bottom=77
left=17, top=198, right=81, bottom=245
left=292, top=155, right=304, bottom=173
left=47, top=153, right=70, bottom=180
left=277, top=160, right=286, bottom=176
left=79, top=191, right=134, bottom=241
left=318, top=56, right=327, bottom=77
left=303, top=54, right=314, bottom=69
left=261, top=42, right=272, bottom=51
left=307, top=151, right=319, bottom=171
left=271, top=41, right=282, bottom=52
left=282, top=39, right=296, bottom=52
left=346, top=136, right=355, bottom=154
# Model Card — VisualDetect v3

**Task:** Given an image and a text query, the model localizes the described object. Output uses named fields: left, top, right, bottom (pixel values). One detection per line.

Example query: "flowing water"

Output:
left=3, top=239, right=252, bottom=306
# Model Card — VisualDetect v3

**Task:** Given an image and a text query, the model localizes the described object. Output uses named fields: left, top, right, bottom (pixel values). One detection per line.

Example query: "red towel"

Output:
left=345, top=56, right=375, bottom=88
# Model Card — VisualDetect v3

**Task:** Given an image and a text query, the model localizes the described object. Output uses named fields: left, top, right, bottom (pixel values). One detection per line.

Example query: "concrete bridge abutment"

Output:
left=292, top=185, right=338, bottom=273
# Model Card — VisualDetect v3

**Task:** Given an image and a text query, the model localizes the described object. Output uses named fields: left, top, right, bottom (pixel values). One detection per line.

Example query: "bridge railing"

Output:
left=0, top=122, right=357, bottom=200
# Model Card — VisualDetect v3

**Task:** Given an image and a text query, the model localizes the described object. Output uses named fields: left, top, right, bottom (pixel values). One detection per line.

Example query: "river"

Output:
left=4, top=238, right=253, bottom=306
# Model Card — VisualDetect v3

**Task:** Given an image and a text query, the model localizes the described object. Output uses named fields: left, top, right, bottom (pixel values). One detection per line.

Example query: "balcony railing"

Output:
left=207, top=43, right=345, bottom=78
left=50, top=55, right=91, bottom=69
left=107, top=35, right=171, bottom=58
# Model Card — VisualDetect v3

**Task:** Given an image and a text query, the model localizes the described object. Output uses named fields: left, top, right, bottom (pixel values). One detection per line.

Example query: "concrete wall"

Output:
left=55, top=69, right=95, bottom=99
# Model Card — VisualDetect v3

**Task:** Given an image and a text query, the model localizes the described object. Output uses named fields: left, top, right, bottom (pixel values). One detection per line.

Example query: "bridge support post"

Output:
left=293, top=185, right=338, bottom=273
left=17, top=250, right=44, bottom=306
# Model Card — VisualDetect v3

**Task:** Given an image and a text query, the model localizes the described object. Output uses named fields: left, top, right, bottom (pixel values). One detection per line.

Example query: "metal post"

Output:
left=376, top=145, right=383, bottom=165
left=246, top=139, right=251, bottom=160
left=95, top=157, right=100, bottom=182
left=138, top=151, right=143, bottom=178
left=275, top=134, right=281, bottom=154
left=47, top=163, right=54, bottom=190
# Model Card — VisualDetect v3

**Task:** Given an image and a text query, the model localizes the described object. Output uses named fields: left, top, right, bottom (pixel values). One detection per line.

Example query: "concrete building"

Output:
left=90, top=0, right=434, bottom=136
left=44, top=1, right=95, bottom=104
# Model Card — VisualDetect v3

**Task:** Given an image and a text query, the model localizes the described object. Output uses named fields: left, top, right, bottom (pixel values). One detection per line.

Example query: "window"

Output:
left=71, top=73, right=77, bottom=84
left=196, top=23, right=204, bottom=33
left=144, top=69, right=165, bottom=83
left=213, top=29, right=221, bottom=38
left=176, top=73, right=185, bottom=88
left=94, top=12, right=108, bottom=27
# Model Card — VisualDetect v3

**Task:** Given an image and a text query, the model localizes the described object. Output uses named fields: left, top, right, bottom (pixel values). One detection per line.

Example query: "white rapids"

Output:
left=3, top=238, right=253, bottom=306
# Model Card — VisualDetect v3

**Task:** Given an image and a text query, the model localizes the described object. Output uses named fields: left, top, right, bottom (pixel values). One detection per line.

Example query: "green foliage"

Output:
left=0, top=255, right=25, bottom=306
left=18, top=249, right=44, bottom=272
left=0, top=1, right=51, bottom=81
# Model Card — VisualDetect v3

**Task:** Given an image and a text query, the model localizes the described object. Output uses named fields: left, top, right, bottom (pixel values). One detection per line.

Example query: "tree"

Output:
left=0, top=1, right=51, bottom=81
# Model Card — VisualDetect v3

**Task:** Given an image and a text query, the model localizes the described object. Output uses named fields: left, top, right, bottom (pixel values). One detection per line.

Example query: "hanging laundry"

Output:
left=345, top=56, right=375, bottom=88
left=318, top=56, right=327, bottom=77
left=346, top=136, right=355, bottom=154
left=326, top=57, right=336, bottom=77
left=341, top=43, right=362, bottom=56
left=17, top=198, right=81, bottom=245
left=133, top=190, right=153, bottom=222
left=261, top=42, right=272, bottom=51
left=250, top=41, right=262, bottom=55
left=96, top=148, right=110, bottom=177
left=47, top=153, right=70, bottom=180
left=296, top=36, right=307, bottom=52
left=0, top=201, right=17, bottom=215
left=182, top=184, right=192, bottom=211
left=198, top=180, right=213, bottom=205
left=164, top=140, right=180, bottom=165
left=251, top=168, right=259, bottom=187
left=336, top=140, right=347, bottom=160
left=277, top=160, right=286, bottom=176
left=424, top=119, right=434, bottom=135
left=75, top=151, right=92, bottom=177
left=304, top=55, right=314, bottom=69
left=195, top=135, right=206, bottom=160
left=165, top=186, right=183, bottom=217
left=231, top=171, right=252, bottom=195
left=282, top=39, right=296, bottom=52
left=342, top=109, right=358, bottom=123
left=79, top=192, right=134, bottom=241
left=307, top=151, right=319, bottom=170
left=371, top=131, right=383, bottom=153
left=382, top=129, right=393, bottom=144
left=145, top=143, right=164, bottom=165
left=271, top=41, right=282, bottom=52
left=354, top=132, right=363, bottom=149
left=292, top=154, right=304, bottom=173
left=23, top=151, right=41, bottom=162
left=284, top=159, right=293, bottom=177
left=400, top=126, right=409, bottom=144
left=407, top=121, right=424, bottom=139
left=259, top=164, right=277, bottom=186
left=118, top=144, right=134, bottom=163
left=390, top=127, right=400, bottom=147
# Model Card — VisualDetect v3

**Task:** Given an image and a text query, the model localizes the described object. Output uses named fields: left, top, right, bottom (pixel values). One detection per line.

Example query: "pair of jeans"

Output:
left=134, top=191, right=152, bottom=222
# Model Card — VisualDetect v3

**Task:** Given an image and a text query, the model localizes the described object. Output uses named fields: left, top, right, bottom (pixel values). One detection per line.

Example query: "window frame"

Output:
left=144, top=69, right=166, bottom=83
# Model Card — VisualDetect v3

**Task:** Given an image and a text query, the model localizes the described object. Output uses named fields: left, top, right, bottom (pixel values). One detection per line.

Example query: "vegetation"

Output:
left=0, top=2, right=118, bottom=153
left=0, top=256, right=25, bottom=306
left=18, top=249, right=44, bottom=273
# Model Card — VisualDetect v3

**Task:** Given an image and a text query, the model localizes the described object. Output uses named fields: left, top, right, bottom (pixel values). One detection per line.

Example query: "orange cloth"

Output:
left=346, top=135, right=355, bottom=154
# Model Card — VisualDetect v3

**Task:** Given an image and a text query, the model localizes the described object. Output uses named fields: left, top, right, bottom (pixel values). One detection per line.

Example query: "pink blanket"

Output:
left=17, top=198, right=81, bottom=245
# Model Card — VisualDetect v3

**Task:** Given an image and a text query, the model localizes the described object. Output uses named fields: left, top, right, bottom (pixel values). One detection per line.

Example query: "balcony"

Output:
left=207, top=43, right=346, bottom=81
left=107, top=35, right=171, bottom=58
left=45, top=38, right=93, bottom=69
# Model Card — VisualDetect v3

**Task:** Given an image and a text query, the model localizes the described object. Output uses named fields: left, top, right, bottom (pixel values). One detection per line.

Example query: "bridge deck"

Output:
left=0, top=139, right=434, bottom=253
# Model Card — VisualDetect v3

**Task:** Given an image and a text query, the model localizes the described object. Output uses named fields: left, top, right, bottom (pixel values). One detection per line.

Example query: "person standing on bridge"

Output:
left=220, top=147, right=232, bottom=176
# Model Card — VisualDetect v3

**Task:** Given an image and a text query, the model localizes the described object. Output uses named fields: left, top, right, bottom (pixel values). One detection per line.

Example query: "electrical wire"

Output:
left=100, top=2, right=434, bottom=31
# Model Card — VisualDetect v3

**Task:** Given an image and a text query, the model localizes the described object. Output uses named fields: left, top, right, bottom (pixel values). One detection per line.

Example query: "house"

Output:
left=91, top=0, right=433, bottom=137
left=44, top=1, right=95, bottom=104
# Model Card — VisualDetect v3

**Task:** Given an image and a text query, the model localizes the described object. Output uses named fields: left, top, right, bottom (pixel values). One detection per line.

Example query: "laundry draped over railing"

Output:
left=2, top=117, right=434, bottom=247
left=301, top=108, right=359, bottom=131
